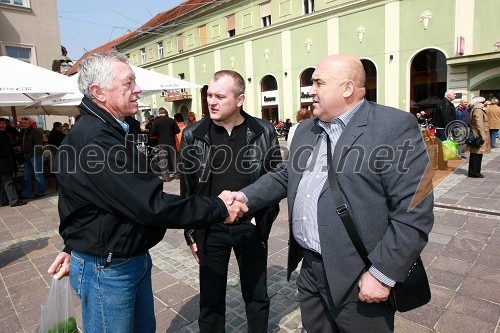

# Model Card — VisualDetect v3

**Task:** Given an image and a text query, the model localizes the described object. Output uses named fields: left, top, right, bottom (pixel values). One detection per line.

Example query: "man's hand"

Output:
left=48, top=252, right=71, bottom=280
left=222, top=191, right=247, bottom=205
left=218, top=190, right=248, bottom=224
left=358, top=271, right=391, bottom=303
left=188, top=243, right=200, bottom=264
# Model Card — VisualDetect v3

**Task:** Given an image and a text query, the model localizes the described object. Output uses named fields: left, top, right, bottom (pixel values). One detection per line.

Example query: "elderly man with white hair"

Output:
left=435, top=89, right=457, bottom=169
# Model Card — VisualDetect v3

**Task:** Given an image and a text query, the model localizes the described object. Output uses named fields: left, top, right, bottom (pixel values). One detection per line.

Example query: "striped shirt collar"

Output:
left=317, top=99, right=365, bottom=132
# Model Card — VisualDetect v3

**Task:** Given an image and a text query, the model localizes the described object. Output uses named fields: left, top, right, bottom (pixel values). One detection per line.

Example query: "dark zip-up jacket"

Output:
left=56, top=96, right=228, bottom=257
left=181, top=110, right=281, bottom=248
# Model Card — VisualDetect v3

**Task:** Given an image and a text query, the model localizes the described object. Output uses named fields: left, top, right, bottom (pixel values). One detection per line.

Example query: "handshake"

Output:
left=218, top=191, right=248, bottom=224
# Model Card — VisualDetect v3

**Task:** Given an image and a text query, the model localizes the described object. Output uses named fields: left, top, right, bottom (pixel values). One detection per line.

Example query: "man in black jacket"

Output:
left=18, top=117, right=46, bottom=198
left=181, top=70, right=281, bottom=333
left=0, top=118, right=26, bottom=207
left=47, top=122, right=66, bottom=147
left=47, top=52, right=247, bottom=333
left=435, top=89, right=457, bottom=169
left=150, top=107, right=180, bottom=181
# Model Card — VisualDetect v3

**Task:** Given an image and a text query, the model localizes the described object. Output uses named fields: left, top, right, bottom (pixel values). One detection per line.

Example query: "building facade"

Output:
left=114, top=0, right=500, bottom=122
left=0, top=0, right=69, bottom=128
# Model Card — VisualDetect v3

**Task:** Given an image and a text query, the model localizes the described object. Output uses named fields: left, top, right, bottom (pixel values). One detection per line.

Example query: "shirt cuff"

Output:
left=240, top=192, right=249, bottom=205
left=369, top=265, right=396, bottom=287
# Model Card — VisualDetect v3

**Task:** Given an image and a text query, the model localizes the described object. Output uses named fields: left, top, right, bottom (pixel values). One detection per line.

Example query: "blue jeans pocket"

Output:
left=70, top=253, right=84, bottom=298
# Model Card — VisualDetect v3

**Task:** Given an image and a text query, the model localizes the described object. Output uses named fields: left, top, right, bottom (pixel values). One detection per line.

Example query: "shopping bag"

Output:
left=442, top=139, right=459, bottom=161
left=36, top=277, right=77, bottom=333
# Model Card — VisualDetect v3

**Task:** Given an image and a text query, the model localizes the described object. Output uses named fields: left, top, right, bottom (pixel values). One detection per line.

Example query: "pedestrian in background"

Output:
left=287, top=108, right=313, bottom=149
left=467, top=97, right=490, bottom=177
left=0, top=118, right=26, bottom=207
left=150, top=107, right=180, bottom=181
left=47, top=51, right=247, bottom=333
left=486, top=97, right=500, bottom=148
left=17, top=117, right=46, bottom=199
left=435, top=89, right=457, bottom=169
left=47, top=122, right=66, bottom=147
left=187, top=111, right=197, bottom=125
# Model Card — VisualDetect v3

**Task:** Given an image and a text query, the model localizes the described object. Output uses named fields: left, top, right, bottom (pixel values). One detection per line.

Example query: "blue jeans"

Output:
left=22, top=156, right=45, bottom=197
left=70, top=251, right=155, bottom=333
left=490, top=129, right=498, bottom=148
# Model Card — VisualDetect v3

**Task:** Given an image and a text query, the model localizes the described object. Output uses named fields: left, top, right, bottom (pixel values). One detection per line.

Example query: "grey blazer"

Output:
left=242, top=100, right=434, bottom=307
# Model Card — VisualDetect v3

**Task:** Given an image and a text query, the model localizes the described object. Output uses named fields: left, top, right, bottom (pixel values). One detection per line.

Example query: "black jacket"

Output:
left=150, top=115, right=180, bottom=146
left=181, top=111, right=282, bottom=247
left=56, top=96, right=229, bottom=257
left=48, top=129, right=66, bottom=147
left=0, top=131, right=17, bottom=174
left=435, top=98, right=457, bottom=128
left=19, top=126, right=44, bottom=159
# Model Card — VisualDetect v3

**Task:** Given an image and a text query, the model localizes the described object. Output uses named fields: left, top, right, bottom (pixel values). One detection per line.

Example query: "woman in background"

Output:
left=287, top=108, right=313, bottom=150
left=467, top=97, right=490, bottom=178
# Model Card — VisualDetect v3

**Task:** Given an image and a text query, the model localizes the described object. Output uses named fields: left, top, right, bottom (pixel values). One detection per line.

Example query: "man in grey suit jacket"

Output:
left=227, top=54, right=434, bottom=332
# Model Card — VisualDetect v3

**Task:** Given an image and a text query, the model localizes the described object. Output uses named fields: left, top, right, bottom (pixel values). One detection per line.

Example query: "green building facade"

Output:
left=115, top=0, right=500, bottom=122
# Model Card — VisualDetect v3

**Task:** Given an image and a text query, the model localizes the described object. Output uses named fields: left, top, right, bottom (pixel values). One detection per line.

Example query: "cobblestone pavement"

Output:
left=0, top=142, right=499, bottom=332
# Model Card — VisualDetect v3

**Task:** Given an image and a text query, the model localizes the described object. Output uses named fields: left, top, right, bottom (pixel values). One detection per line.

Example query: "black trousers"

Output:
left=297, top=250, right=395, bottom=333
left=0, top=173, right=19, bottom=206
left=468, top=153, right=483, bottom=177
left=198, top=222, right=269, bottom=333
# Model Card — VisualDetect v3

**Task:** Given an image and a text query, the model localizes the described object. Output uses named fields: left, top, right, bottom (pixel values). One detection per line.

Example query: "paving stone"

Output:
left=430, top=224, right=459, bottom=237
left=426, top=267, right=464, bottom=290
left=154, top=281, right=197, bottom=307
left=429, top=256, right=473, bottom=275
left=0, top=314, right=24, bottom=333
left=394, top=316, right=432, bottom=333
left=397, top=303, right=444, bottom=329
left=469, top=263, right=500, bottom=285
left=435, top=310, right=496, bottom=333
left=447, top=293, right=500, bottom=324
left=459, top=276, right=500, bottom=304
left=428, top=284, right=455, bottom=308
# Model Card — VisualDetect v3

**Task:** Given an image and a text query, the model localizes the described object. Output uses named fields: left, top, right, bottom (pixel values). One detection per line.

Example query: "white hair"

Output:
left=77, top=51, right=129, bottom=99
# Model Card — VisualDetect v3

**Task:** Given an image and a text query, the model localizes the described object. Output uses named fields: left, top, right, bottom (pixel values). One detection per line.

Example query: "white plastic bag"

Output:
left=36, top=277, right=77, bottom=333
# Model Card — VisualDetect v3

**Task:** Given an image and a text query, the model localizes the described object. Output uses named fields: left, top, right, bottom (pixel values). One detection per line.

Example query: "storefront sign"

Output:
left=301, top=86, right=312, bottom=103
left=261, top=90, right=279, bottom=106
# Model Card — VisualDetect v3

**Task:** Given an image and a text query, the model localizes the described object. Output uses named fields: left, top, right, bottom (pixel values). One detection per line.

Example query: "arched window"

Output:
left=201, top=85, right=209, bottom=118
left=300, top=68, right=314, bottom=109
left=361, top=59, right=377, bottom=102
left=261, top=75, right=278, bottom=120
left=261, top=75, right=278, bottom=91
left=410, top=49, right=447, bottom=115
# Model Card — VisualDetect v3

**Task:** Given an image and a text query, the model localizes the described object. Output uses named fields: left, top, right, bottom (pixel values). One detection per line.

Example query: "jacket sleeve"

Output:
left=60, top=134, right=228, bottom=230
left=179, top=129, right=200, bottom=245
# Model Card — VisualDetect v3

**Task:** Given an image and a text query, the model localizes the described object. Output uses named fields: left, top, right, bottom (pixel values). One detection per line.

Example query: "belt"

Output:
left=304, top=249, right=322, bottom=260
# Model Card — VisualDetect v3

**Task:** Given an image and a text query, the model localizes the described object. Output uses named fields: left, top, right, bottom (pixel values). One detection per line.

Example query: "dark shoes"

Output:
left=34, top=194, right=45, bottom=199
left=10, top=200, right=27, bottom=207
left=468, top=174, right=484, bottom=178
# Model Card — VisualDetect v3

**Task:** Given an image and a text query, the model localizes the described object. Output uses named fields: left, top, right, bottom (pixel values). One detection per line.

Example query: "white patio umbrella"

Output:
left=0, top=56, right=77, bottom=121
left=29, top=65, right=201, bottom=109
left=130, top=65, right=202, bottom=97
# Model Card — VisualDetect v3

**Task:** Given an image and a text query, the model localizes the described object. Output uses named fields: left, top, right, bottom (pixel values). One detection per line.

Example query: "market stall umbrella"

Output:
left=0, top=104, right=79, bottom=117
left=414, top=96, right=443, bottom=108
left=28, top=65, right=202, bottom=108
left=0, top=56, right=77, bottom=122
left=130, top=65, right=202, bottom=97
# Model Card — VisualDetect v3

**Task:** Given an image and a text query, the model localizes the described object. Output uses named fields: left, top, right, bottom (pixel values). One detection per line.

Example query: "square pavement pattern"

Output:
left=1, top=147, right=499, bottom=332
